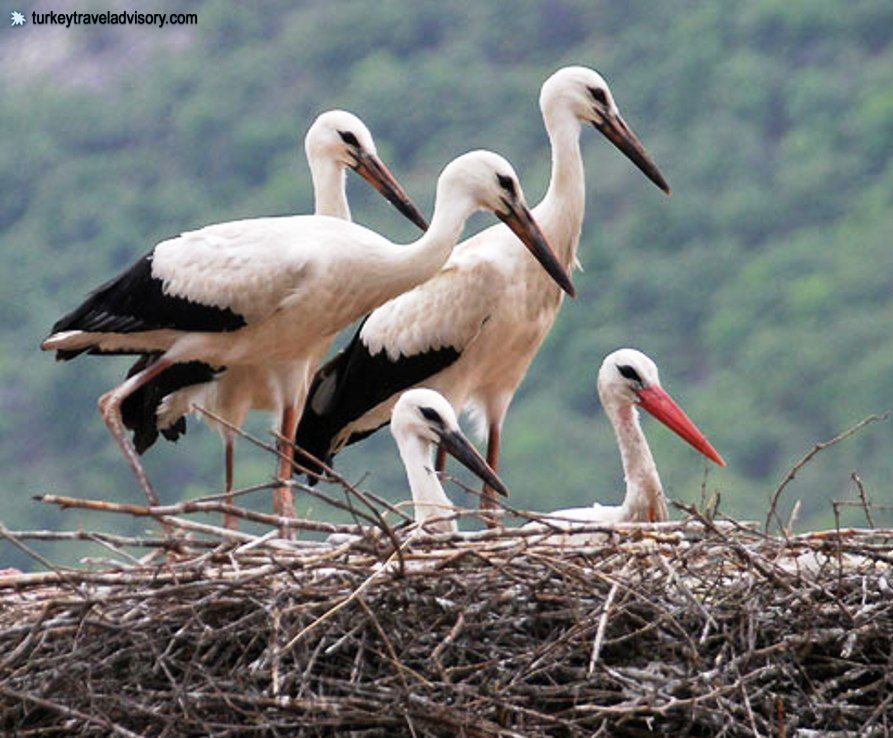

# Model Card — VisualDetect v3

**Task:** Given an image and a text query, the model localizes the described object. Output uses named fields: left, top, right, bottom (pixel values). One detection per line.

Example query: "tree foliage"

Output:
left=3, top=0, right=892, bottom=566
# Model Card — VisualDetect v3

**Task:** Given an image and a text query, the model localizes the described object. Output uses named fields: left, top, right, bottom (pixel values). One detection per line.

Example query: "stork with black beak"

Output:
left=294, top=66, right=669, bottom=524
left=42, top=151, right=574, bottom=523
left=117, top=110, right=427, bottom=528
left=392, top=388, right=508, bottom=534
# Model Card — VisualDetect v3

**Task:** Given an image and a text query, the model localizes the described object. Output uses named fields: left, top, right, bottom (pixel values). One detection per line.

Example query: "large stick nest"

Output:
left=0, top=509, right=890, bottom=737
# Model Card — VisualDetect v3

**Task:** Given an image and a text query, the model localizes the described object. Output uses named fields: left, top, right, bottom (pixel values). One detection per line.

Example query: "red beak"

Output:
left=636, top=386, right=726, bottom=466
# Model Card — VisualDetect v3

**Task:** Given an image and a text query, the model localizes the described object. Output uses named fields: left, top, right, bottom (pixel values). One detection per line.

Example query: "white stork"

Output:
left=326, top=388, right=506, bottom=545
left=526, top=348, right=724, bottom=536
left=117, top=110, right=428, bottom=528
left=391, top=388, right=508, bottom=534
left=294, top=66, right=669, bottom=520
left=42, top=150, right=574, bottom=522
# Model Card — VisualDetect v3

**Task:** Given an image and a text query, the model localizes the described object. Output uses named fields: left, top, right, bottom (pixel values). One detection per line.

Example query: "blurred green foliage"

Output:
left=3, top=0, right=893, bottom=568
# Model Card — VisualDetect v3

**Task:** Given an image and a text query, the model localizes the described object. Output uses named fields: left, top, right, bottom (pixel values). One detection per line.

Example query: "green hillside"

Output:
left=3, top=0, right=893, bottom=567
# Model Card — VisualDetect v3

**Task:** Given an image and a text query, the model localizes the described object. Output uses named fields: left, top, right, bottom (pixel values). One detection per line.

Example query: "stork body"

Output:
left=527, top=349, right=724, bottom=539
left=43, top=151, right=573, bottom=521
left=391, top=389, right=508, bottom=534
left=295, top=67, right=669, bottom=519
left=118, top=111, right=428, bottom=527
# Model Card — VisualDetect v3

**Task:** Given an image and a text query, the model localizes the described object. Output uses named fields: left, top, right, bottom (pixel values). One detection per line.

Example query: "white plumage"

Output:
left=524, top=348, right=725, bottom=542
left=297, top=67, right=669, bottom=518
left=391, top=388, right=508, bottom=534
left=117, top=111, right=428, bottom=525
left=43, top=149, right=569, bottom=521
left=361, top=249, right=503, bottom=362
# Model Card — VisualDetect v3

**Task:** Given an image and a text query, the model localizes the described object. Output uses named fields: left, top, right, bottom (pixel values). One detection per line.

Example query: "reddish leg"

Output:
left=481, top=422, right=501, bottom=528
left=435, top=444, right=447, bottom=475
left=274, top=404, right=300, bottom=536
left=98, top=358, right=173, bottom=507
left=223, top=437, right=238, bottom=531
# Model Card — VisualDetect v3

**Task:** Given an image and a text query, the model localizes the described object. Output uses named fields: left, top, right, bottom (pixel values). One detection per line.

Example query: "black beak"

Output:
left=352, top=150, right=429, bottom=231
left=497, top=202, right=576, bottom=298
left=594, top=110, right=670, bottom=195
left=436, top=428, right=509, bottom=497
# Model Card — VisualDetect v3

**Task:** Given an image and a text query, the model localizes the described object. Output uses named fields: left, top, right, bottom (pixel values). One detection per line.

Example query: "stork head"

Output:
left=540, top=66, right=670, bottom=194
left=437, top=151, right=575, bottom=297
left=305, top=110, right=428, bottom=230
left=598, top=348, right=725, bottom=466
left=391, top=388, right=509, bottom=497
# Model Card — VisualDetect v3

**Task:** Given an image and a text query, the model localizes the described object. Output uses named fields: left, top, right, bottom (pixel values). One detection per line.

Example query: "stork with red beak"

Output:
left=293, top=67, right=669, bottom=523
left=528, top=349, right=724, bottom=529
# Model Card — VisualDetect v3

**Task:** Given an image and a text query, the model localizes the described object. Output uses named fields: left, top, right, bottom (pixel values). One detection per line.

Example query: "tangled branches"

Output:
left=0, top=500, right=891, bottom=737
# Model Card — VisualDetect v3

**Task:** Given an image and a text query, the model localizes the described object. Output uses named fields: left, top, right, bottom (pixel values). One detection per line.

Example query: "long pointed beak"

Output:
left=352, top=151, right=429, bottom=231
left=497, top=203, right=576, bottom=298
left=636, top=386, right=726, bottom=466
left=436, top=428, right=510, bottom=497
left=595, top=111, right=670, bottom=195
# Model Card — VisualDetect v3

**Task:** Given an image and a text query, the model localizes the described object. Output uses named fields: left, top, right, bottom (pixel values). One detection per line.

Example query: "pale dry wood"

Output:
left=3, top=439, right=891, bottom=736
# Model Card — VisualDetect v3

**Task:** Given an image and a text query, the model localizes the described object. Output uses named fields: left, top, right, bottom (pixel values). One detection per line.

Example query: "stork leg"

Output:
left=98, top=358, right=173, bottom=507
left=274, top=404, right=300, bottom=536
left=223, top=437, right=238, bottom=531
left=481, top=422, right=501, bottom=528
left=434, top=444, right=447, bottom=475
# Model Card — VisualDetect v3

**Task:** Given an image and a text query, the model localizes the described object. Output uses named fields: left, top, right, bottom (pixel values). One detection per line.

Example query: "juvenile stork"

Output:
left=391, top=388, right=508, bottom=534
left=528, top=349, right=724, bottom=533
left=118, top=110, right=427, bottom=527
left=42, top=151, right=574, bottom=521
left=294, top=66, right=668, bottom=520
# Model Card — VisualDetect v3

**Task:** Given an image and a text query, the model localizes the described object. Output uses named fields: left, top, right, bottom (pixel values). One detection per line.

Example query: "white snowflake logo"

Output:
left=10, top=11, right=26, bottom=26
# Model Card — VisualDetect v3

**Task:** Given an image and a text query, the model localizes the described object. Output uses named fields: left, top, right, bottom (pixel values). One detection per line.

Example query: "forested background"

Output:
left=3, top=0, right=893, bottom=568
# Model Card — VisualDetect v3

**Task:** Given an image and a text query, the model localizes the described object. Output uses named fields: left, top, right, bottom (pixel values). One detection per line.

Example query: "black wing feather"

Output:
left=294, top=319, right=462, bottom=483
left=120, top=355, right=223, bottom=454
left=50, top=251, right=246, bottom=360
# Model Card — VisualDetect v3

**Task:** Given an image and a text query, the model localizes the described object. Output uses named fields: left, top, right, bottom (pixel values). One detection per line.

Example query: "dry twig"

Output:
left=764, top=412, right=890, bottom=532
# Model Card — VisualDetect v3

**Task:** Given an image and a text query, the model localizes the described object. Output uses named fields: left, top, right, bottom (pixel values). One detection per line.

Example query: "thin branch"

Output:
left=765, top=412, right=890, bottom=532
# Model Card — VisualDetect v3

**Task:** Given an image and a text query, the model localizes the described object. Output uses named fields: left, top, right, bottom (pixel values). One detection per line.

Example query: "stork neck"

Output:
left=537, top=108, right=585, bottom=268
left=397, top=435, right=456, bottom=530
left=310, top=156, right=351, bottom=220
left=388, top=189, right=472, bottom=292
left=607, top=402, right=668, bottom=523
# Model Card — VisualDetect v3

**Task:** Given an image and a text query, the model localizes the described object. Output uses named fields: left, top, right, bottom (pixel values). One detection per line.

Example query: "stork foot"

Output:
left=97, top=357, right=173, bottom=509
left=99, top=388, right=160, bottom=507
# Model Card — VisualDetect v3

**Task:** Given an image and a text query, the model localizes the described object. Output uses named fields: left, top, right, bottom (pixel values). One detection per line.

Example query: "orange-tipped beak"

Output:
left=352, top=151, right=429, bottom=231
left=636, top=386, right=725, bottom=466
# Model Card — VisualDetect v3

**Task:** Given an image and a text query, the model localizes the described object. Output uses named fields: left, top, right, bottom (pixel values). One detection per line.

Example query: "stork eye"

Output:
left=419, top=406, right=444, bottom=425
left=616, top=364, right=643, bottom=384
left=589, top=87, right=608, bottom=106
left=496, top=174, right=516, bottom=197
left=338, top=131, right=360, bottom=147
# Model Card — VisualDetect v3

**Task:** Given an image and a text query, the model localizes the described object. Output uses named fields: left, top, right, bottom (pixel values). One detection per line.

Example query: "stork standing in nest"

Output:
left=42, top=151, right=574, bottom=526
left=117, top=110, right=428, bottom=528
left=294, top=66, right=668, bottom=524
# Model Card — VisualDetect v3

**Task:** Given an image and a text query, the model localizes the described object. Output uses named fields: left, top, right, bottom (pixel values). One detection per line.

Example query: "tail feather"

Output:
left=120, top=356, right=222, bottom=454
left=43, top=251, right=247, bottom=363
